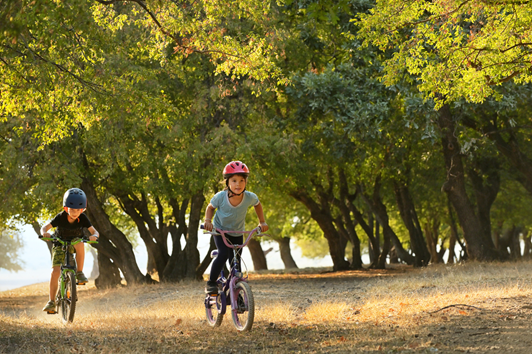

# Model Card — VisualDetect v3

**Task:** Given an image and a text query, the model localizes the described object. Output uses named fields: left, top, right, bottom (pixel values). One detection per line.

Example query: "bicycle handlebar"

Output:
left=200, top=225, right=264, bottom=249
left=39, top=235, right=98, bottom=245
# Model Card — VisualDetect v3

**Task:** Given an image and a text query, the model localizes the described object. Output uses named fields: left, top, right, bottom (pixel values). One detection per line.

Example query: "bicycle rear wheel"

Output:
left=60, top=271, right=77, bottom=324
left=231, top=281, right=254, bottom=332
left=205, top=293, right=224, bottom=327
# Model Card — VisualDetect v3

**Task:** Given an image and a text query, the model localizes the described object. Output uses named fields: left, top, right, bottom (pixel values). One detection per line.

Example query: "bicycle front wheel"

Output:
left=231, top=281, right=254, bottom=332
left=205, top=293, right=224, bottom=327
left=60, top=271, right=77, bottom=324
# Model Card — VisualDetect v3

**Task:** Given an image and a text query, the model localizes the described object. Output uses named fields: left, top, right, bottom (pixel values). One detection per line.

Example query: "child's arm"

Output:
left=87, top=226, right=99, bottom=242
left=40, top=223, right=53, bottom=238
left=254, top=202, right=269, bottom=232
left=204, top=203, right=216, bottom=231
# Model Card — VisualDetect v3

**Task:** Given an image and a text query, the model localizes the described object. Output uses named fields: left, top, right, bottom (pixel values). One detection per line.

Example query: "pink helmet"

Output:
left=223, top=161, right=250, bottom=179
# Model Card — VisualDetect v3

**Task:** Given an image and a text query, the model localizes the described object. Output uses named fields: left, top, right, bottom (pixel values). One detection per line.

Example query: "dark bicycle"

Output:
left=39, top=235, right=97, bottom=324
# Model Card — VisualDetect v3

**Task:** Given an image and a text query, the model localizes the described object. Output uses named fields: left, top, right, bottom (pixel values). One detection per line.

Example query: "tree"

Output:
left=0, top=229, right=23, bottom=272
left=357, top=0, right=532, bottom=106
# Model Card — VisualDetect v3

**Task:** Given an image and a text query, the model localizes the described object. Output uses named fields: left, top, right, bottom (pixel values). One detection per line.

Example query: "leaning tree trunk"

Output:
left=290, top=189, right=350, bottom=271
left=358, top=178, right=415, bottom=266
left=438, top=105, right=501, bottom=261
left=81, top=178, right=148, bottom=286
left=95, top=250, right=122, bottom=289
left=248, top=238, right=268, bottom=270
left=116, top=191, right=170, bottom=280
left=393, top=180, right=431, bottom=266
left=335, top=168, right=363, bottom=269
left=277, top=237, right=298, bottom=269
left=349, top=204, right=380, bottom=267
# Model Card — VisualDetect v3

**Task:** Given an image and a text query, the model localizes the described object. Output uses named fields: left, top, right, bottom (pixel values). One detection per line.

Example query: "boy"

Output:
left=40, top=188, right=99, bottom=312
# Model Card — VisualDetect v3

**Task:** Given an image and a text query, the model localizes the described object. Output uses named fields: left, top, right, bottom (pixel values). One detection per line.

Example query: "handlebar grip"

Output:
left=38, top=235, right=43, bottom=239
left=200, top=224, right=204, bottom=229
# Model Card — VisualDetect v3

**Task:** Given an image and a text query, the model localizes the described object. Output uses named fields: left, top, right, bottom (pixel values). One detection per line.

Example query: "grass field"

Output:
left=2, top=261, right=532, bottom=353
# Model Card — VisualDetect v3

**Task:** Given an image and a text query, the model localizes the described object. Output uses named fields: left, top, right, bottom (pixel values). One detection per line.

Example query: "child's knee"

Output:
left=74, top=243, right=85, bottom=253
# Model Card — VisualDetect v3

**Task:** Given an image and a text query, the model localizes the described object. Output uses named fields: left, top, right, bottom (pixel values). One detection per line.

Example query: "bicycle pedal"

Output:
left=77, top=281, right=87, bottom=285
left=47, top=310, right=57, bottom=315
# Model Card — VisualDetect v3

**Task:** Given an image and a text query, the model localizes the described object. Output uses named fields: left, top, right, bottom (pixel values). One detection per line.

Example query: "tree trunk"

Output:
left=196, top=236, right=217, bottom=278
left=349, top=203, right=380, bottom=267
left=115, top=192, right=169, bottom=280
left=81, top=178, right=147, bottom=285
left=247, top=238, right=268, bottom=270
left=277, top=237, right=298, bottom=269
left=335, top=168, right=363, bottom=269
left=468, top=157, right=500, bottom=244
left=358, top=178, right=415, bottom=265
left=95, top=250, right=122, bottom=289
left=424, top=222, right=439, bottom=264
left=523, top=230, right=532, bottom=258
left=485, top=117, right=532, bottom=196
left=438, top=105, right=501, bottom=261
left=163, top=198, right=189, bottom=281
left=393, top=181, right=431, bottom=266
left=290, top=189, right=350, bottom=271
left=187, top=191, right=204, bottom=280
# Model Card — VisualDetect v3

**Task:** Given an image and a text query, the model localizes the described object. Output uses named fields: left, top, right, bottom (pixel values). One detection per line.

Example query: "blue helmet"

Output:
left=63, top=188, right=87, bottom=209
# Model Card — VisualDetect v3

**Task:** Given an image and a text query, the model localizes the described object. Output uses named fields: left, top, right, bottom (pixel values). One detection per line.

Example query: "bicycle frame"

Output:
left=218, top=228, right=259, bottom=312
left=40, top=235, right=97, bottom=322
left=202, top=226, right=264, bottom=330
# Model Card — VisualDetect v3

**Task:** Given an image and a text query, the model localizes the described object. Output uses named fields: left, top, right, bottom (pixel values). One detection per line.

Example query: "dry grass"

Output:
left=2, top=261, right=532, bottom=353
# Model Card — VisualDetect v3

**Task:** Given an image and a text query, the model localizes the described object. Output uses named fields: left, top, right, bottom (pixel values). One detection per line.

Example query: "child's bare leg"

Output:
left=49, top=266, right=60, bottom=301
left=74, top=242, right=85, bottom=272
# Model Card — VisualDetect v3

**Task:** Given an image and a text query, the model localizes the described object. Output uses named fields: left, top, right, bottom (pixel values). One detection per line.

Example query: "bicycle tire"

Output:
left=60, top=271, right=77, bottom=324
left=231, top=281, right=254, bottom=332
left=205, top=293, right=224, bottom=327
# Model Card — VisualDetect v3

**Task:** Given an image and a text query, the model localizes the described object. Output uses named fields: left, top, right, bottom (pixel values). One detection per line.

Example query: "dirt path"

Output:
left=2, top=263, right=532, bottom=353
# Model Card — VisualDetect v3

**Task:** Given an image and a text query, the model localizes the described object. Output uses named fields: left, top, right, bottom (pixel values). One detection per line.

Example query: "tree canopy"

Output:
left=357, top=0, right=532, bottom=107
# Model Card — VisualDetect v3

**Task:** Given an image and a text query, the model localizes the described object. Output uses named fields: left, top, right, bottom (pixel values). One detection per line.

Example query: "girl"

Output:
left=203, top=161, right=268, bottom=294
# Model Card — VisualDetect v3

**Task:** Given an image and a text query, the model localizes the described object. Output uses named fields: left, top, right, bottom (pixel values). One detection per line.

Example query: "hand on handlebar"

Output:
left=204, top=220, right=214, bottom=232
left=259, top=222, right=269, bottom=233
left=40, top=232, right=52, bottom=240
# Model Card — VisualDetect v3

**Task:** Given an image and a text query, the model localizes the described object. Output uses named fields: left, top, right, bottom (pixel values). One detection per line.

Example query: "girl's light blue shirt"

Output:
left=211, top=190, right=259, bottom=235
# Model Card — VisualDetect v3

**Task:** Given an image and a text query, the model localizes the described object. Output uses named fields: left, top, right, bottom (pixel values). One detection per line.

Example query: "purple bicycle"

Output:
left=202, top=225, right=265, bottom=332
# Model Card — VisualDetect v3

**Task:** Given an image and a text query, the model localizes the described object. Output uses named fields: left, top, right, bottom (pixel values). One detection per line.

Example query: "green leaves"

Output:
left=357, top=0, right=532, bottom=106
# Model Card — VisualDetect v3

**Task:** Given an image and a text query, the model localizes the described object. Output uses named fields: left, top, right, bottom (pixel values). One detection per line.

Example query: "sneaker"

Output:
left=43, top=300, right=56, bottom=313
left=76, top=271, right=88, bottom=285
left=205, top=281, right=218, bottom=294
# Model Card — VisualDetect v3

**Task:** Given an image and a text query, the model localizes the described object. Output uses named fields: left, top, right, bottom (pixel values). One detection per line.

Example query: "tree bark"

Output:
left=247, top=238, right=268, bottom=270
left=187, top=191, right=205, bottom=280
left=468, top=157, right=501, bottom=244
left=438, top=105, right=501, bottom=261
left=81, top=178, right=147, bottom=285
left=349, top=203, right=380, bottom=267
left=335, top=169, right=363, bottom=269
left=277, top=237, right=298, bottom=269
left=393, top=180, right=431, bottom=266
left=114, top=191, right=169, bottom=280
left=94, top=249, right=122, bottom=289
left=290, top=189, right=350, bottom=271
left=358, top=178, right=415, bottom=266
